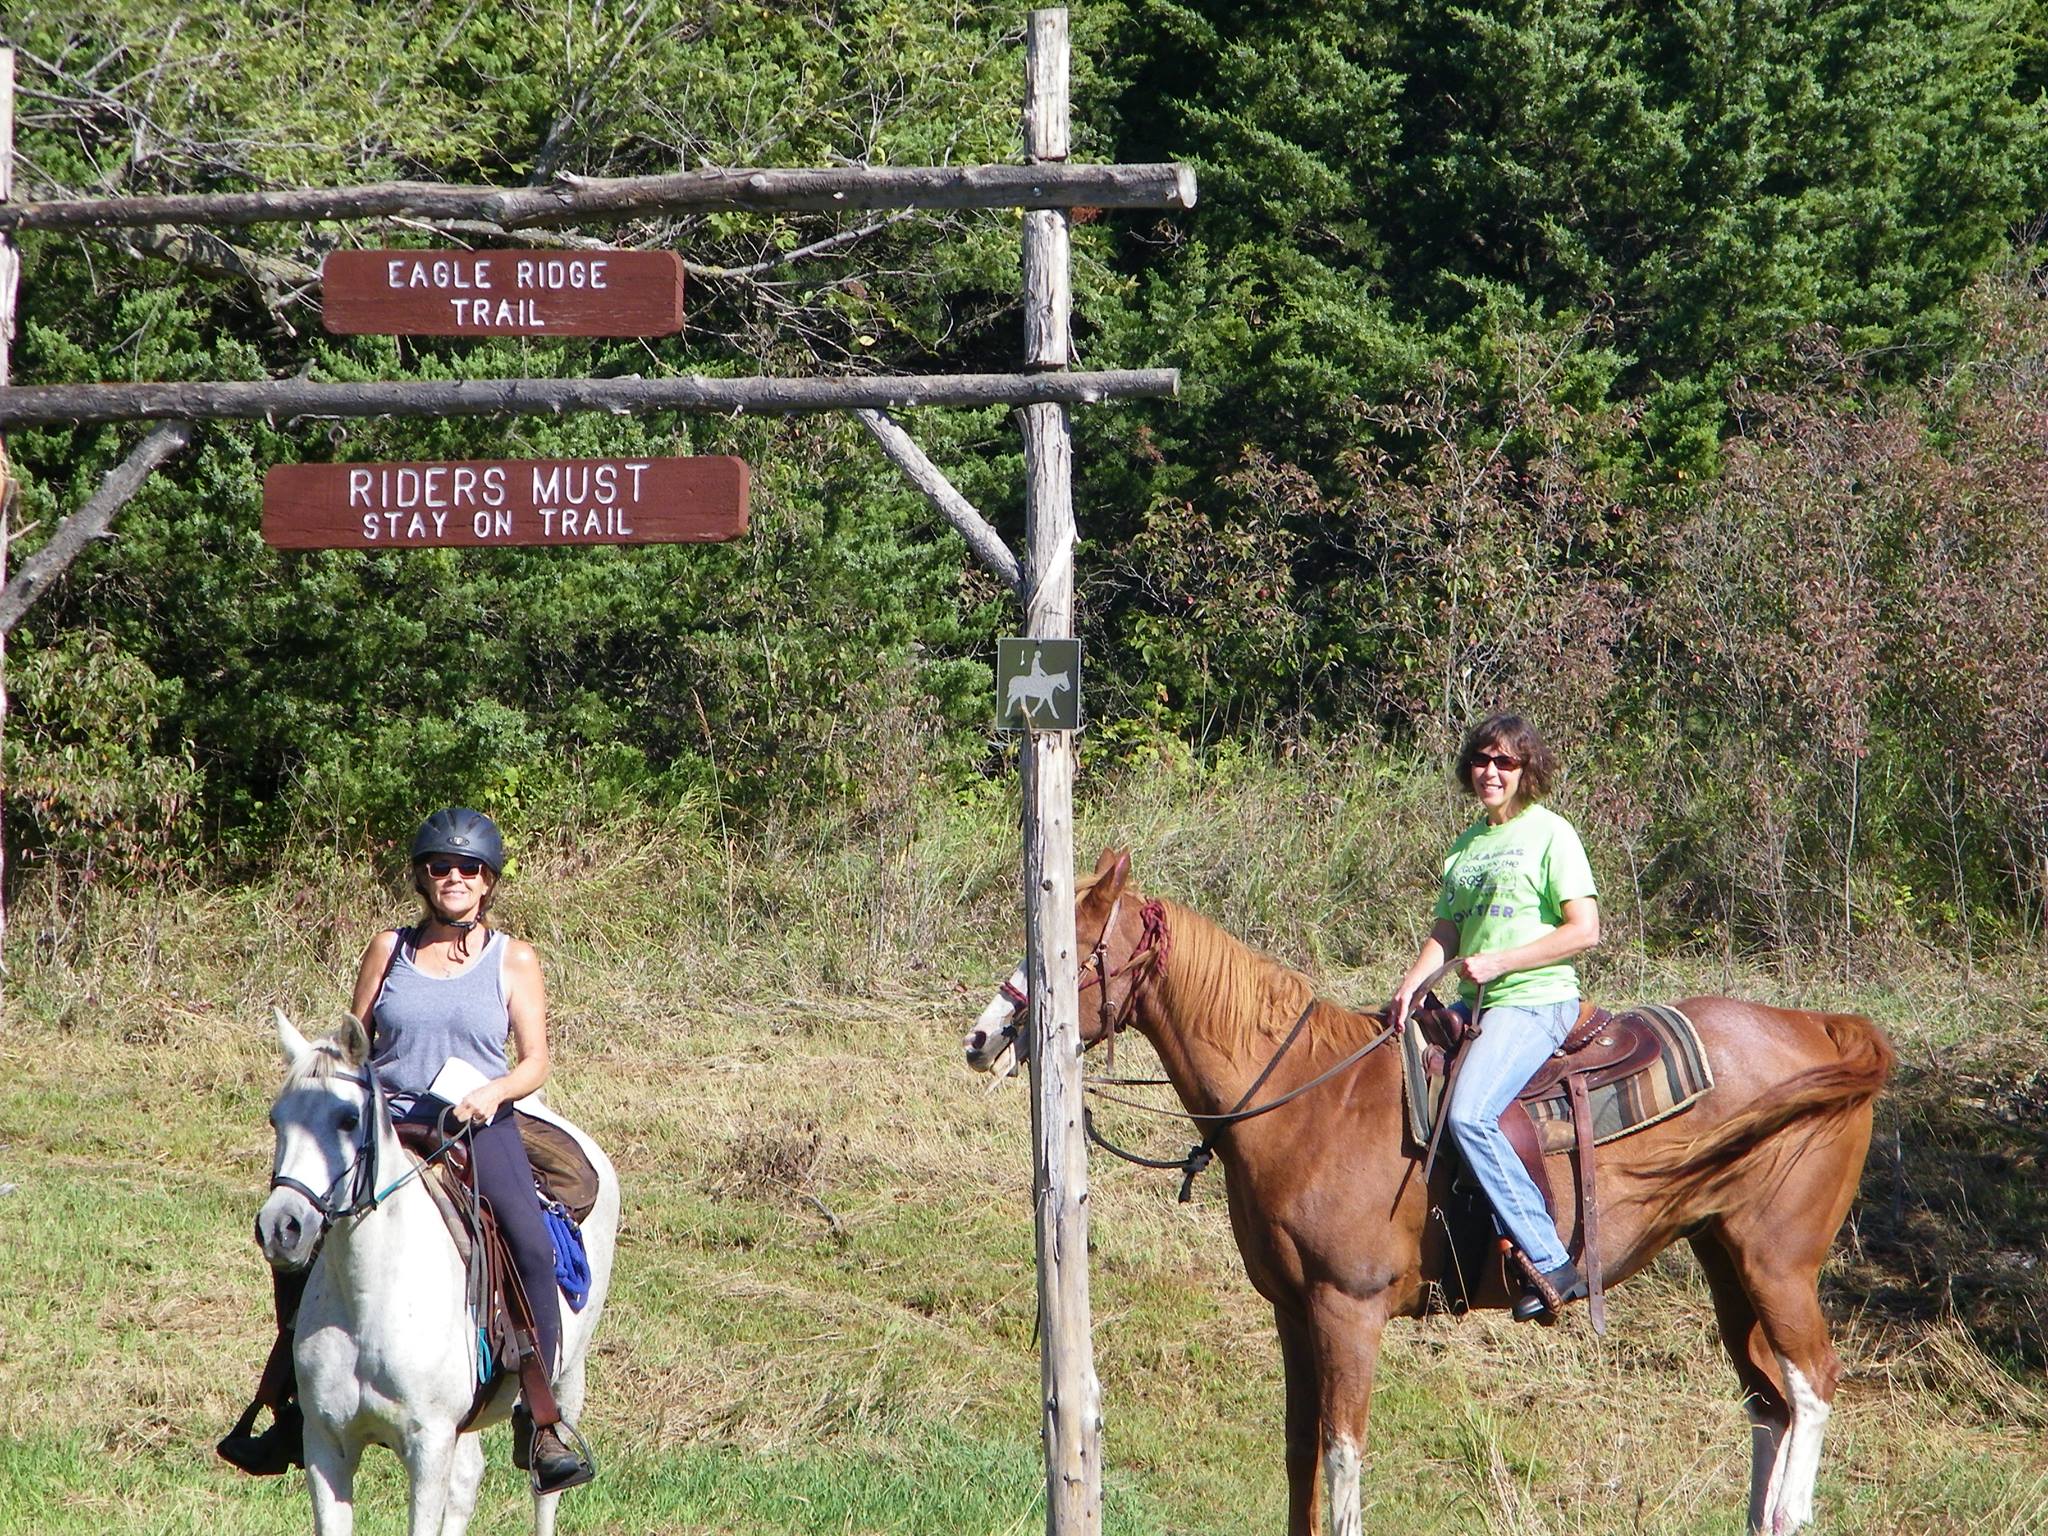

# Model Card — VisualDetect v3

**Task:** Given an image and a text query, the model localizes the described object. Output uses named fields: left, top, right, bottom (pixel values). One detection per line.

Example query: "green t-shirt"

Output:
left=1432, top=802, right=1597, bottom=1007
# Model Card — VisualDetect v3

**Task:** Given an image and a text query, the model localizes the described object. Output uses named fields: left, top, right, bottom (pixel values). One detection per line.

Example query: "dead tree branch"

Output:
left=0, top=421, right=195, bottom=635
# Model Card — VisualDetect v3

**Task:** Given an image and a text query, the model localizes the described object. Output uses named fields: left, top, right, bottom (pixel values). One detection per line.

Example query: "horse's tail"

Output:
left=1637, top=1012, right=1894, bottom=1221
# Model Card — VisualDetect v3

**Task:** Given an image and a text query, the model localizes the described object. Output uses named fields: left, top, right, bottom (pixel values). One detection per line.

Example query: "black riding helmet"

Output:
left=410, top=806, right=506, bottom=874
left=410, top=807, right=506, bottom=932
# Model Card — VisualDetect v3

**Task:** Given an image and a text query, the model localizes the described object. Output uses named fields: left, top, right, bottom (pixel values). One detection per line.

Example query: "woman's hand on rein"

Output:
left=1456, top=952, right=1509, bottom=987
left=453, top=1087, right=504, bottom=1126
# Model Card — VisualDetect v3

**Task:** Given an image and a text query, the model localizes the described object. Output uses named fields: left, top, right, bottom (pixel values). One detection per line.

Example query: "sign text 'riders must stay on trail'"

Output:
left=321, top=250, right=684, bottom=336
left=261, top=457, right=749, bottom=549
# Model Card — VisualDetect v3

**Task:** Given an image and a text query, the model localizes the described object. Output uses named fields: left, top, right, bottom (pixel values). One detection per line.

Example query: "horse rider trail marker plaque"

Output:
left=262, top=455, right=748, bottom=549
left=322, top=250, right=684, bottom=336
left=997, top=636, right=1082, bottom=732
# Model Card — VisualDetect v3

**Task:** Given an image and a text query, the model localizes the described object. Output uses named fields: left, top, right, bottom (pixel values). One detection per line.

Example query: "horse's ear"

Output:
left=274, top=1008, right=313, bottom=1064
left=1089, top=845, right=1132, bottom=903
left=337, top=1013, right=372, bottom=1067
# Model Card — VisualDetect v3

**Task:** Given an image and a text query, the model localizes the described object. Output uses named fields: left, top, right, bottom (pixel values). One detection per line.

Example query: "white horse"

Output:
left=256, top=1011, right=619, bottom=1536
left=965, top=961, right=1028, bottom=1079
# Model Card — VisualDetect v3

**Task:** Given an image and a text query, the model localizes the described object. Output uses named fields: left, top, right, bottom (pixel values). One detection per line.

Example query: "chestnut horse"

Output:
left=964, top=849, right=1892, bottom=1536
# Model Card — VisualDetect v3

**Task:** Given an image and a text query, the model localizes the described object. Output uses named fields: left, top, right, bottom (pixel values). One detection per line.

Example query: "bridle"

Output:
left=267, top=1068, right=472, bottom=1248
left=987, top=895, right=1171, bottom=1064
left=268, top=1069, right=386, bottom=1234
left=1077, top=895, right=1171, bottom=1062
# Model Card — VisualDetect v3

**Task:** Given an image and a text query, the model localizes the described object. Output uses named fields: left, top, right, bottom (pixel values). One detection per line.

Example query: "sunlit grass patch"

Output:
left=5, top=762, right=2047, bottom=1532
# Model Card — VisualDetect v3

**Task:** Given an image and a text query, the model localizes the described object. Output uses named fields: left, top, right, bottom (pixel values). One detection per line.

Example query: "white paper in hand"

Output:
left=428, top=1055, right=490, bottom=1106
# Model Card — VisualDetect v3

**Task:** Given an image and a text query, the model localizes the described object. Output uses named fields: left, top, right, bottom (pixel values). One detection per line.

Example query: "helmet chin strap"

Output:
left=417, top=886, right=486, bottom=957
left=435, top=910, right=481, bottom=959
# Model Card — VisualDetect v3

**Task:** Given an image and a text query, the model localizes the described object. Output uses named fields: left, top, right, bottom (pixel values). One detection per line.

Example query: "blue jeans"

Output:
left=1444, top=997, right=1578, bottom=1273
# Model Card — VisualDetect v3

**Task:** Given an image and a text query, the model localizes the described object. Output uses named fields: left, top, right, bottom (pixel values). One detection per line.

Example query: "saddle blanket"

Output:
left=1401, top=1002, right=1715, bottom=1154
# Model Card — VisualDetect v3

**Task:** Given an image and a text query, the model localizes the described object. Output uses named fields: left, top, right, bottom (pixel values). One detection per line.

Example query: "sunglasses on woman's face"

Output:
left=1470, top=752, right=1525, bottom=773
left=425, top=857, right=486, bottom=878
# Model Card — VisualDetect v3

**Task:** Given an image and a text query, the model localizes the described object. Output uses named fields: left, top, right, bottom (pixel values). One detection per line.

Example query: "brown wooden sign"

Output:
left=262, top=456, right=748, bottom=549
left=321, top=250, right=684, bottom=336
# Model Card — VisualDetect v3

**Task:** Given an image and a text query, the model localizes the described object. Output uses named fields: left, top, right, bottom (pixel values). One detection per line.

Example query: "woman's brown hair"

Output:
left=1455, top=713, right=1557, bottom=801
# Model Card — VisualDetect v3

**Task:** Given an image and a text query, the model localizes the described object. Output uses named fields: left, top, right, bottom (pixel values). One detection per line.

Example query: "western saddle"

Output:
left=1412, top=997, right=1662, bottom=1333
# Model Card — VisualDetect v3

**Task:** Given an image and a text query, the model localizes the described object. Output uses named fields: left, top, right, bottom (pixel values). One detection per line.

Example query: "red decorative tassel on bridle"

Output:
left=1135, top=898, right=1171, bottom=977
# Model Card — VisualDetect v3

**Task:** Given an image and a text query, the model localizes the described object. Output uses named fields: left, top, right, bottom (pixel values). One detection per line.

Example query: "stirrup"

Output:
left=216, top=1399, right=305, bottom=1475
left=529, top=1420, right=596, bottom=1495
left=1510, top=1256, right=1588, bottom=1322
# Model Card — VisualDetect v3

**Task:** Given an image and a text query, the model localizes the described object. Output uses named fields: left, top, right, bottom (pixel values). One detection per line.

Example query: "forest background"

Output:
left=5, top=0, right=2047, bottom=958
left=5, top=5, right=2048, bottom=1533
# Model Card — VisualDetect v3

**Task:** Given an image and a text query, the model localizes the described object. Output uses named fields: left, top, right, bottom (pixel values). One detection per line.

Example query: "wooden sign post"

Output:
left=261, top=455, right=747, bottom=549
left=1019, top=13, right=1100, bottom=1536
left=322, top=250, right=683, bottom=336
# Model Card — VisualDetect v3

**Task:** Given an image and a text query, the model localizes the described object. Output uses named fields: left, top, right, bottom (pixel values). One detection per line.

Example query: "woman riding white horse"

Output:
left=224, top=807, right=618, bottom=1530
left=254, top=1010, right=618, bottom=1535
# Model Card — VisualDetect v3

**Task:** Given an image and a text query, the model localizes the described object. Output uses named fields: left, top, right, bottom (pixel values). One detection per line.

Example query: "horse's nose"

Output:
left=965, top=1027, right=988, bottom=1057
left=258, top=1203, right=304, bottom=1258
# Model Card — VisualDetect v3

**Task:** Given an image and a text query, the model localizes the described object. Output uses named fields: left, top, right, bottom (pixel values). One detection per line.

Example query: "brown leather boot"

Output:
left=529, top=1423, right=595, bottom=1494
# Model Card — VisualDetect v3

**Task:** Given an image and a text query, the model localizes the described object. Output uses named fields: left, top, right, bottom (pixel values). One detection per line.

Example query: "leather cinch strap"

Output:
left=1421, top=981, right=1483, bottom=1184
left=1566, top=1071, right=1606, bottom=1335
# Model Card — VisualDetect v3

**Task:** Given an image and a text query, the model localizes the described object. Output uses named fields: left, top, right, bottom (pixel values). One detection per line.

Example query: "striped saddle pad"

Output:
left=1402, top=1002, right=1715, bottom=1155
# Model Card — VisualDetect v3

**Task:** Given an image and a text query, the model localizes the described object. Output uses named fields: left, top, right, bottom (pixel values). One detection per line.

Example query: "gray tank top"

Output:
left=368, top=928, right=511, bottom=1100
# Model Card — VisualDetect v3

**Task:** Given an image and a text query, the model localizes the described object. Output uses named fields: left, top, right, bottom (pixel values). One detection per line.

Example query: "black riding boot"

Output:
left=1510, top=1256, right=1589, bottom=1322
left=218, top=1269, right=308, bottom=1475
left=217, top=1394, right=305, bottom=1475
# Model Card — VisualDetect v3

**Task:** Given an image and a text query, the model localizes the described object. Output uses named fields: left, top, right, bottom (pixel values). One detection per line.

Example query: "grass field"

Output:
left=4, top=763, right=2046, bottom=1534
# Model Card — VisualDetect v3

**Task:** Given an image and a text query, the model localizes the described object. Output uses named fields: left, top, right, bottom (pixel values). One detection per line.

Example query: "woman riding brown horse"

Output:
left=969, top=847, right=1890, bottom=1536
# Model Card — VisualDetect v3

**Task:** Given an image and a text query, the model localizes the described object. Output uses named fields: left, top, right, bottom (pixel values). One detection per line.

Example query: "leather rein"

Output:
left=269, top=1068, right=471, bottom=1251
left=1012, top=897, right=1403, bottom=1203
left=1086, top=997, right=1402, bottom=1202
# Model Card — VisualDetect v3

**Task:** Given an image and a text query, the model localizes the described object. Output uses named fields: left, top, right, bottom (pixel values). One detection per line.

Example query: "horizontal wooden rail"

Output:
left=0, top=164, right=1197, bottom=235
left=0, top=369, right=1180, bottom=428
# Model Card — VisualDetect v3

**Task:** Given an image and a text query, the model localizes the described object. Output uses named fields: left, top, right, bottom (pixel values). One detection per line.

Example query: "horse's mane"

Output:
left=1150, top=894, right=1383, bottom=1062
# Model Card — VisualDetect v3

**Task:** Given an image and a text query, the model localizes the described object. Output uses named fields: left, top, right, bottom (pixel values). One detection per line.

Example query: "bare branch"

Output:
left=856, top=409, right=1022, bottom=595
left=0, top=421, right=195, bottom=635
left=106, top=225, right=317, bottom=323
left=693, top=212, right=923, bottom=281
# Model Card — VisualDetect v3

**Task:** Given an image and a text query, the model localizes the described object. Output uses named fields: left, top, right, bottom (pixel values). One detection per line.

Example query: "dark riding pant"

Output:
left=396, top=1099, right=563, bottom=1375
